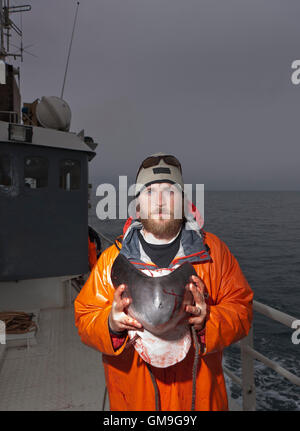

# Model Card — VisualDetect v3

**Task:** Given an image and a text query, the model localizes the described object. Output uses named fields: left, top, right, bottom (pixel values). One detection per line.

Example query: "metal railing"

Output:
left=0, top=110, right=19, bottom=123
left=223, top=300, right=300, bottom=411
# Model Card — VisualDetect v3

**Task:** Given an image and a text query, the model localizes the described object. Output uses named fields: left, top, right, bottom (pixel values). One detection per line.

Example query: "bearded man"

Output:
left=74, top=153, right=253, bottom=411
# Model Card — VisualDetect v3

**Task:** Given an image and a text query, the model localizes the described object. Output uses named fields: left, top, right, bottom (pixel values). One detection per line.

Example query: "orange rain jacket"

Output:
left=88, top=236, right=98, bottom=270
left=74, top=223, right=253, bottom=411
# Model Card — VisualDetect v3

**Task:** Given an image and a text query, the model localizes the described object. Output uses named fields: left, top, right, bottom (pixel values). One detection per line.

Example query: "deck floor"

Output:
left=0, top=307, right=108, bottom=411
left=0, top=305, right=241, bottom=411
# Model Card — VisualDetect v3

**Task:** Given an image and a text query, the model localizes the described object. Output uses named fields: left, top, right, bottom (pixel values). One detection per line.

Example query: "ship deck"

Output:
left=0, top=306, right=241, bottom=411
left=0, top=307, right=108, bottom=411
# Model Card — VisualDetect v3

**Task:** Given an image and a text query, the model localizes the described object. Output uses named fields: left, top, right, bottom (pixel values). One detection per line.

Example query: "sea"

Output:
left=88, top=191, right=300, bottom=411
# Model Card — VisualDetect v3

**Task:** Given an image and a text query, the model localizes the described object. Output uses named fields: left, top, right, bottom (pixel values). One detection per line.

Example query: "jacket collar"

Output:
left=119, top=216, right=211, bottom=268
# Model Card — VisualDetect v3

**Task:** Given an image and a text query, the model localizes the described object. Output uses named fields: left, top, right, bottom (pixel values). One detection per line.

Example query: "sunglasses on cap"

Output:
left=136, top=155, right=182, bottom=180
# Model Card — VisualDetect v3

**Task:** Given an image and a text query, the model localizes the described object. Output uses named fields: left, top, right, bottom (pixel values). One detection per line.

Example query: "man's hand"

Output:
left=185, top=275, right=207, bottom=331
left=109, top=284, right=143, bottom=333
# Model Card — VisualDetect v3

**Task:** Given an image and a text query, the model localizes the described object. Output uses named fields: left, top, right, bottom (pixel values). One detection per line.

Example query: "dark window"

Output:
left=0, top=154, right=12, bottom=187
left=24, top=157, right=48, bottom=189
left=59, top=159, right=81, bottom=190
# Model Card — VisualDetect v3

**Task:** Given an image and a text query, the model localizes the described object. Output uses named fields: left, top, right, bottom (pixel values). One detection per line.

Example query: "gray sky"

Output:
left=8, top=0, right=300, bottom=190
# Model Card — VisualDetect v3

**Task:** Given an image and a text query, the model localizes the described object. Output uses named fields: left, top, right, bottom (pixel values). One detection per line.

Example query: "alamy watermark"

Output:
left=291, top=60, right=300, bottom=84
left=94, top=176, right=204, bottom=224
left=291, top=320, right=300, bottom=345
left=0, top=320, right=5, bottom=345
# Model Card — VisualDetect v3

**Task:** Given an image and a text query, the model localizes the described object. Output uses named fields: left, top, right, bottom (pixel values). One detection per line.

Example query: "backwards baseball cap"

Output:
left=135, top=152, right=184, bottom=197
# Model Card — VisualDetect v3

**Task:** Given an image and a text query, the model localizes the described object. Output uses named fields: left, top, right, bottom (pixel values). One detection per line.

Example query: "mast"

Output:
left=0, top=0, right=31, bottom=62
left=61, top=1, right=80, bottom=99
left=0, top=1, right=31, bottom=123
left=0, top=0, right=4, bottom=58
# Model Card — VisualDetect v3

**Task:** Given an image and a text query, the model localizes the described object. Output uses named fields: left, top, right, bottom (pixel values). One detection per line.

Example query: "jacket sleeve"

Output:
left=203, top=234, right=254, bottom=355
left=74, top=246, right=128, bottom=356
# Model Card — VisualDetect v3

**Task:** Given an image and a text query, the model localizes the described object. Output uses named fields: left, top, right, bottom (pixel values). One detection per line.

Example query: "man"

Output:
left=74, top=153, right=253, bottom=411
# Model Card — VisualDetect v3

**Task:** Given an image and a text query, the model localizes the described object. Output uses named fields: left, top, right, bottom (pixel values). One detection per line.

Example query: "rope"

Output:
left=191, top=325, right=200, bottom=411
left=102, top=386, right=108, bottom=411
left=124, top=334, right=140, bottom=349
left=0, top=311, right=37, bottom=334
left=146, top=362, right=161, bottom=411
left=144, top=327, right=200, bottom=411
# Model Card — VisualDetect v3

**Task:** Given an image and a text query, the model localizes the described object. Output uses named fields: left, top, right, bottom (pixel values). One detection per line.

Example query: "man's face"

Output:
left=137, top=183, right=184, bottom=239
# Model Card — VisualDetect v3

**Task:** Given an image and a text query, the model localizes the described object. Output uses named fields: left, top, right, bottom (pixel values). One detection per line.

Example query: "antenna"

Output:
left=61, top=1, right=80, bottom=99
left=9, top=12, right=37, bottom=62
left=0, top=0, right=31, bottom=61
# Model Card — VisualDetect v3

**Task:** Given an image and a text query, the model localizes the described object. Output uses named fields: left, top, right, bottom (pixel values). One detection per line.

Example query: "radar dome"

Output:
left=36, top=96, right=71, bottom=131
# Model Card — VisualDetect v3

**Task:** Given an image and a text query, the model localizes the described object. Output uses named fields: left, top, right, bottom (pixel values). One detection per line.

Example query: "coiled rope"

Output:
left=0, top=311, right=37, bottom=334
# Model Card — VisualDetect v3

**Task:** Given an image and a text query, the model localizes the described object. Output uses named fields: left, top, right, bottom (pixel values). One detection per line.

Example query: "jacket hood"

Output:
left=119, top=200, right=211, bottom=269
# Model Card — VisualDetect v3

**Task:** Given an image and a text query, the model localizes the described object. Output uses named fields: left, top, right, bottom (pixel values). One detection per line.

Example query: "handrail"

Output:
left=243, top=344, right=300, bottom=387
left=0, top=110, right=19, bottom=123
left=253, top=300, right=297, bottom=328
left=223, top=365, right=242, bottom=387
left=224, top=299, right=300, bottom=411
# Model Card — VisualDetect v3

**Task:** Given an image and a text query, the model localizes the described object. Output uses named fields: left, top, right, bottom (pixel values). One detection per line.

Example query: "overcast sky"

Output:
left=6, top=0, right=300, bottom=190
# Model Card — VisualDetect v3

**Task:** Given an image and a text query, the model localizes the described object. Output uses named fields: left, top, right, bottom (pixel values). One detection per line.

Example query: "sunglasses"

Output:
left=136, top=155, right=182, bottom=180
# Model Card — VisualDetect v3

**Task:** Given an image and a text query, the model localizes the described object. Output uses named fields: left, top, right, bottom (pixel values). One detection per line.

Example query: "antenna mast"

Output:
left=61, top=1, right=80, bottom=99
left=0, top=0, right=5, bottom=58
left=0, top=0, right=31, bottom=61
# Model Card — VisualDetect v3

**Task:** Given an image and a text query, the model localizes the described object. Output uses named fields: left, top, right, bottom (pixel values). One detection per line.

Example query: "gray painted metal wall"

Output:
left=0, top=141, right=89, bottom=281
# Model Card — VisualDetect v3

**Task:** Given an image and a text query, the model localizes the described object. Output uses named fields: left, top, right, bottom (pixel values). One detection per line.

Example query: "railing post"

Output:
left=0, top=319, right=5, bottom=345
left=240, top=326, right=256, bottom=411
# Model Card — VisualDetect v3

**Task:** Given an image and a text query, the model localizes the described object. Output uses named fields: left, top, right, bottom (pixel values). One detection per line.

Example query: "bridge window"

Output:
left=0, top=154, right=12, bottom=187
left=24, top=157, right=48, bottom=189
left=59, top=159, right=81, bottom=190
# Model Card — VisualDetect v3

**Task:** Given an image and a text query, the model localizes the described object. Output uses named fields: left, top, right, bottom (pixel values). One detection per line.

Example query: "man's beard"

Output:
left=140, top=214, right=183, bottom=240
